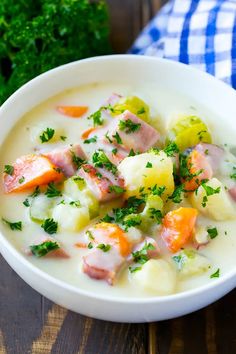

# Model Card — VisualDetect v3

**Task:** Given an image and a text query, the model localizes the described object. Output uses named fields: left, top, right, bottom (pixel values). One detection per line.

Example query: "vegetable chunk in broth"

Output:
left=1, top=82, right=236, bottom=298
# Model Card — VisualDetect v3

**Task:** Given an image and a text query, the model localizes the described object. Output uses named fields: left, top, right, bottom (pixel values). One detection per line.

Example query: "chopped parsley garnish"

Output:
left=30, top=241, right=59, bottom=257
left=197, top=130, right=207, bottom=141
left=2, top=218, right=22, bottom=231
left=23, top=198, right=30, bottom=207
left=60, top=135, right=67, bottom=141
left=112, top=132, right=123, bottom=144
left=41, top=218, right=58, bottom=234
left=146, top=162, right=152, bottom=168
left=112, top=148, right=118, bottom=155
left=45, top=182, right=62, bottom=198
left=123, top=214, right=142, bottom=230
left=105, top=132, right=112, bottom=143
left=86, top=230, right=95, bottom=240
left=179, top=153, right=202, bottom=181
left=30, top=186, right=40, bottom=198
left=137, top=107, right=146, bottom=115
left=118, top=119, right=141, bottom=134
left=92, top=150, right=117, bottom=174
left=132, top=242, right=155, bottom=265
left=148, top=208, right=163, bottom=224
left=210, top=268, right=220, bottom=278
left=164, top=142, right=179, bottom=157
left=83, top=136, right=97, bottom=144
left=71, top=151, right=86, bottom=169
left=4, top=165, right=14, bottom=175
left=128, top=148, right=136, bottom=157
left=88, top=242, right=93, bottom=249
left=87, top=109, right=104, bottom=126
left=69, top=200, right=81, bottom=207
left=39, top=127, right=55, bottom=143
left=126, top=196, right=145, bottom=209
left=207, top=227, right=218, bottom=239
left=201, top=183, right=221, bottom=207
left=168, top=184, right=184, bottom=204
left=149, top=147, right=160, bottom=155
left=230, top=172, right=236, bottom=180
left=129, top=266, right=142, bottom=273
left=97, top=243, right=111, bottom=252
left=100, top=214, right=114, bottom=223
left=18, top=176, right=25, bottom=184
left=109, top=185, right=126, bottom=194
left=204, top=149, right=209, bottom=155
left=149, top=185, right=166, bottom=197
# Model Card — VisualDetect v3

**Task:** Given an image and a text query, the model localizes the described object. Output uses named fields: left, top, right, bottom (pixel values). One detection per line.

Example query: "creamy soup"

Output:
left=0, top=82, right=236, bottom=298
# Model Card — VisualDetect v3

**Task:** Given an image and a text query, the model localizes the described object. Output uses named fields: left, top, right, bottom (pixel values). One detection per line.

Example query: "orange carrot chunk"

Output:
left=183, top=150, right=213, bottom=191
left=57, top=105, right=88, bottom=118
left=3, top=154, right=63, bottom=193
left=161, top=207, right=198, bottom=253
left=81, top=127, right=97, bottom=139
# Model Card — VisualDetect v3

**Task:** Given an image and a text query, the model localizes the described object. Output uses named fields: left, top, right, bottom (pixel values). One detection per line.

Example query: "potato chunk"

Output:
left=118, top=151, right=174, bottom=198
left=52, top=203, right=89, bottom=232
left=131, top=259, right=176, bottom=295
left=190, top=178, right=236, bottom=220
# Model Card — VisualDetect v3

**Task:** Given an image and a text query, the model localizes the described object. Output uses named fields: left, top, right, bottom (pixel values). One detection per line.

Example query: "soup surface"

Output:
left=0, top=82, right=236, bottom=298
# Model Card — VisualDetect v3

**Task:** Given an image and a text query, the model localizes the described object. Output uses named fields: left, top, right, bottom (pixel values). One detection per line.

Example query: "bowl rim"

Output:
left=0, top=54, right=235, bottom=304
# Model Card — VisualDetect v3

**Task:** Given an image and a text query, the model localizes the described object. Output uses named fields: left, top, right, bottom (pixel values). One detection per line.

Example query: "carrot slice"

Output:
left=183, top=150, right=213, bottom=191
left=81, top=127, right=97, bottom=139
left=57, top=105, right=88, bottom=118
left=161, top=207, right=198, bottom=253
left=92, top=222, right=131, bottom=257
left=3, top=154, right=63, bottom=193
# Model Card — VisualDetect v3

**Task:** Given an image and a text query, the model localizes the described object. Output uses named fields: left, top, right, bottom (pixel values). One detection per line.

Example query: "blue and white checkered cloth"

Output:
left=130, top=0, right=236, bottom=89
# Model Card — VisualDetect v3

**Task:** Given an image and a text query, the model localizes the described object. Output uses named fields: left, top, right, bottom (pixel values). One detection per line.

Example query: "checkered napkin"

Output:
left=130, top=0, right=236, bottom=89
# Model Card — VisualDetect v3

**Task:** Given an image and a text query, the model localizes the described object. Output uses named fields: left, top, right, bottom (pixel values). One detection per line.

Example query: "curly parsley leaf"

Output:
left=4, top=165, right=14, bottom=175
left=30, top=241, right=60, bottom=257
left=45, top=183, right=62, bottom=198
left=118, top=119, right=141, bottom=134
left=92, top=149, right=117, bottom=174
left=2, top=218, right=22, bottom=231
left=164, top=141, right=179, bottom=157
left=97, top=243, right=111, bottom=252
left=207, top=227, right=218, bottom=239
left=210, top=268, right=220, bottom=278
left=39, top=128, right=55, bottom=143
left=41, top=218, right=58, bottom=235
left=132, top=242, right=155, bottom=265
left=83, top=136, right=97, bottom=144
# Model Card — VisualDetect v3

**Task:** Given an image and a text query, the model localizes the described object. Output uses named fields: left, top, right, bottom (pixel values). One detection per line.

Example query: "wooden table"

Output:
left=1, top=1, right=236, bottom=353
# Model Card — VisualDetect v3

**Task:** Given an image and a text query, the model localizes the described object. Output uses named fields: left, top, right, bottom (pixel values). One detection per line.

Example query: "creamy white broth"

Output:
left=0, top=82, right=236, bottom=298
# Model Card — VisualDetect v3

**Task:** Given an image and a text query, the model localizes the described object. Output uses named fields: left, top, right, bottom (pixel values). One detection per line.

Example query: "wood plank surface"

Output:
left=0, top=1, right=236, bottom=353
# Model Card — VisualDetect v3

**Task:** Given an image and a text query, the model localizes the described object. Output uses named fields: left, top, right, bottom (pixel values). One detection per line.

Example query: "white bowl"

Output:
left=0, top=55, right=235, bottom=323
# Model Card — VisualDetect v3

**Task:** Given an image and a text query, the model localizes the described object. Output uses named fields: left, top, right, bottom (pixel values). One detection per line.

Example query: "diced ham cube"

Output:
left=194, top=143, right=225, bottom=174
left=83, top=247, right=125, bottom=285
left=82, top=222, right=131, bottom=284
left=103, top=110, right=159, bottom=152
left=229, top=186, right=236, bottom=202
left=44, top=143, right=87, bottom=177
left=78, top=164, right=124, bottom=202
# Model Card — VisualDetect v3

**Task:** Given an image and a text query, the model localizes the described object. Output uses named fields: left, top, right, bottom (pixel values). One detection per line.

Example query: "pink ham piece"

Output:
left=91, top=110, right=159, bottom=153
left=44, top=143, right=86, bottom=177
left=194, top=143, right=225, bottom=173
left=78, top=164, right=124, bottom=202
left=83, top=247, right=125, bottom=285
left=82, top=222, right=132, bottom=284
left=127, top=236, right=159, bottom=263
left=229, top=186, right=236, bottom=202
left=104, top=93, right=122, bottom=107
